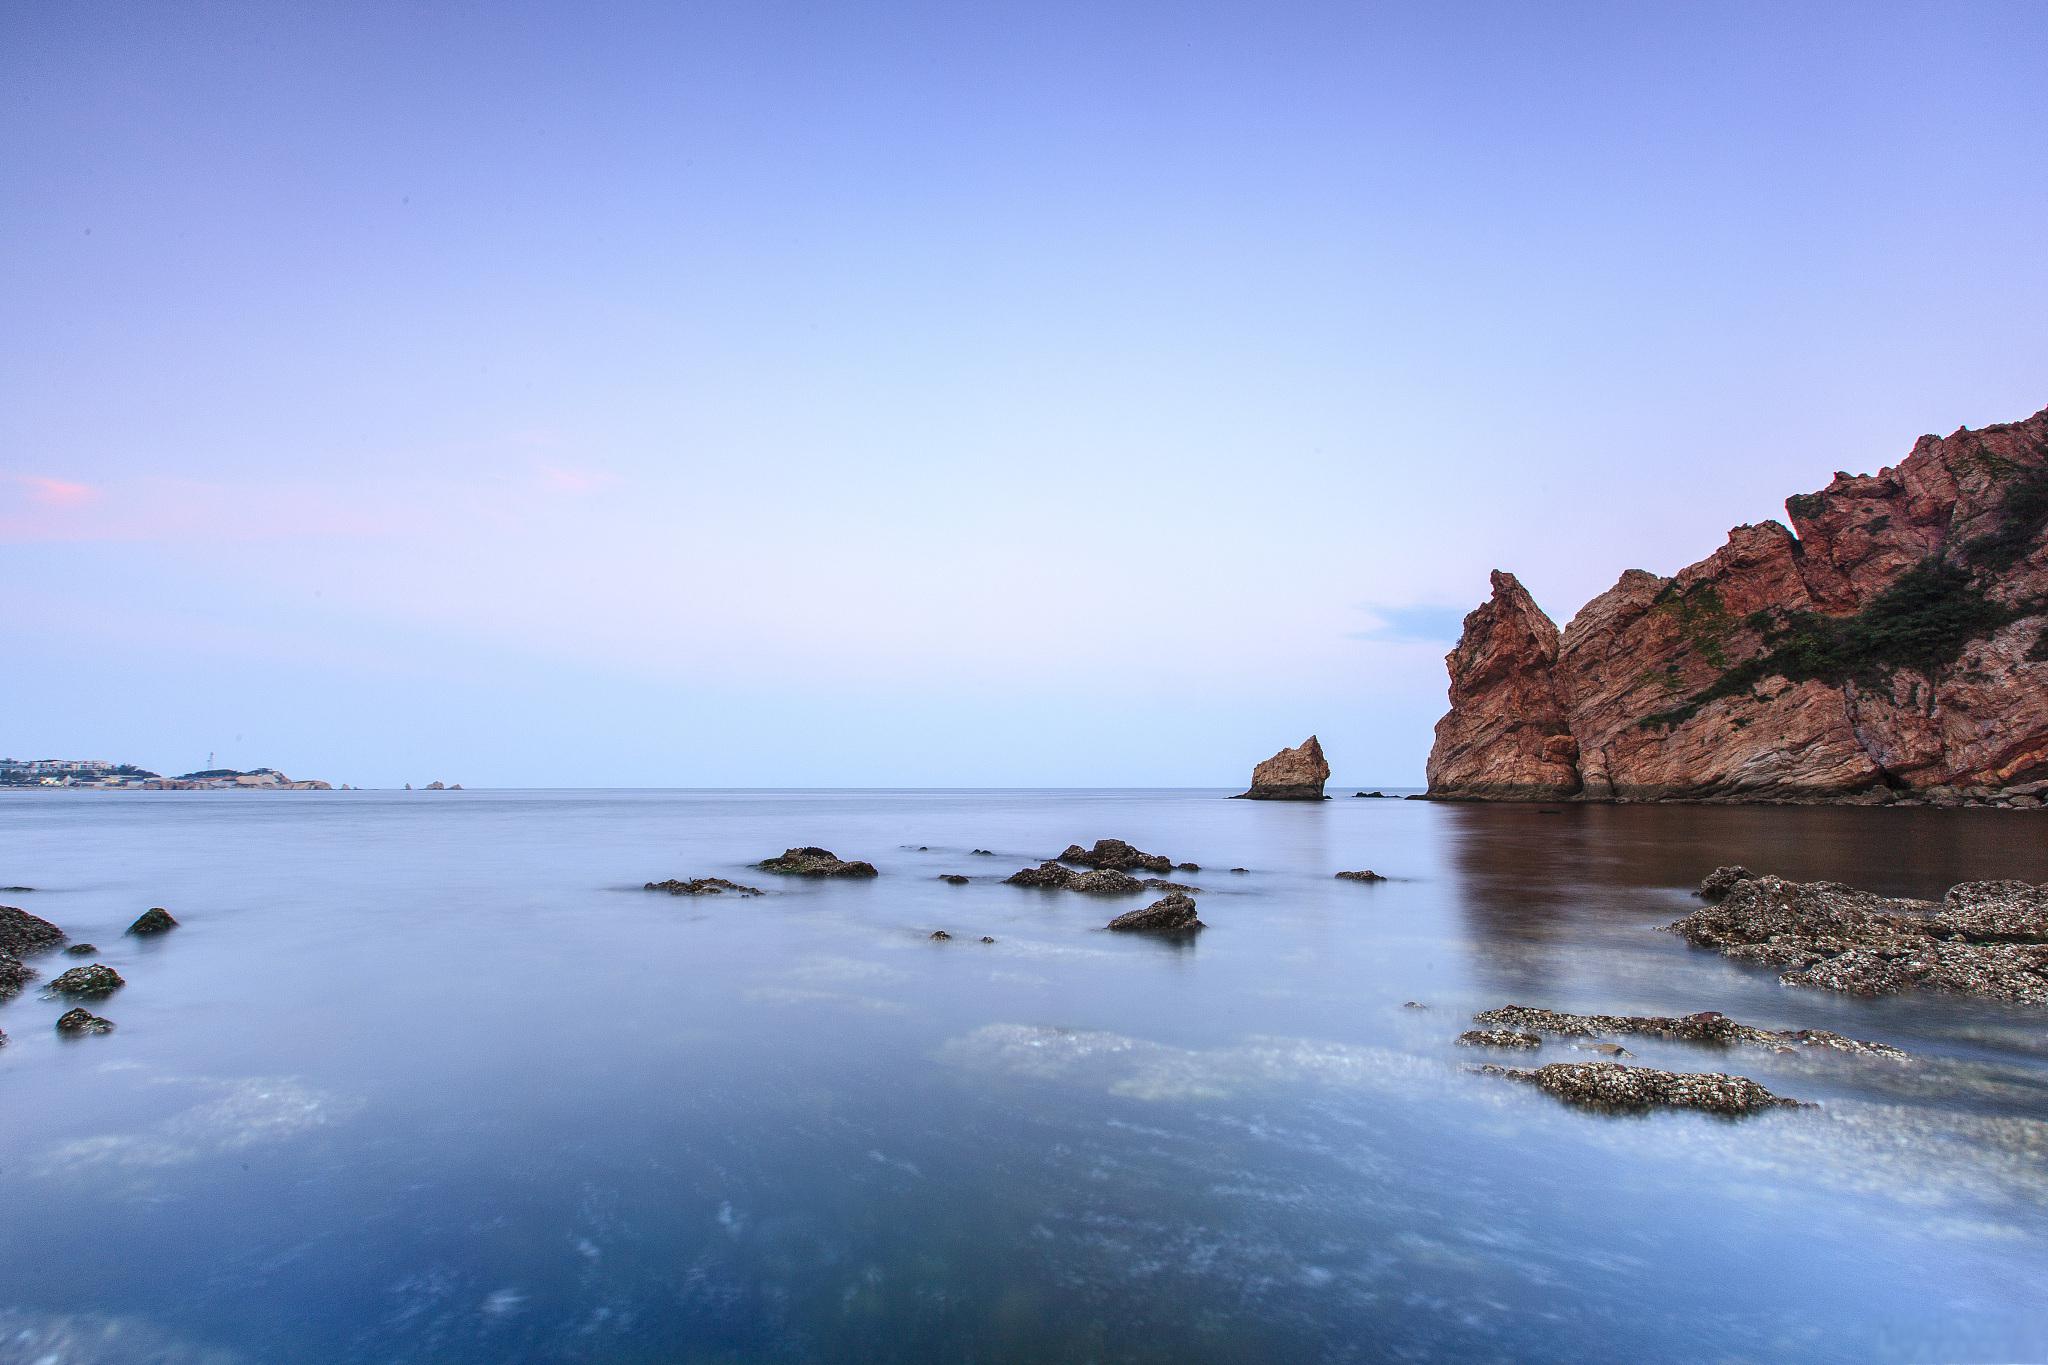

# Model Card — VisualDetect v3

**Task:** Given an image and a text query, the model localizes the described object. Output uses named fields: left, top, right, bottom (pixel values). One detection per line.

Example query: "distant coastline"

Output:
left=0, top=758, right=333, bottom=791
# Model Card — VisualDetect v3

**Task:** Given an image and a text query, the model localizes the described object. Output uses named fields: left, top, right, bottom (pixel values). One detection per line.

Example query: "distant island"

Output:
left=1427, top=403, right=2048, bottom=807
left=0, top=759, right=333, bottom=791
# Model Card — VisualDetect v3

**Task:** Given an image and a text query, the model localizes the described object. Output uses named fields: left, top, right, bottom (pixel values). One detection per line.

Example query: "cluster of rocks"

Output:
left=1671, top=867, right=2048, bottom=1004
left=756, top=847, right=879, bottom=879
left=0, top=901, right=178, bottom=1042
left=1474, top=1061, right=1804, bottom=1116
left=1335, top=870, right=1385, bottom=883
left=644, top=877, right=764, bottom=897
left=1468, top=1004, right=1905, bottom=1058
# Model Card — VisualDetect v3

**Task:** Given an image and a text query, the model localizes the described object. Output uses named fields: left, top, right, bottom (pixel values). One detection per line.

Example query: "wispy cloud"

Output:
left=1344, top=603, right=1469, bottom=645
left=13, top=473, right=100, bottom=506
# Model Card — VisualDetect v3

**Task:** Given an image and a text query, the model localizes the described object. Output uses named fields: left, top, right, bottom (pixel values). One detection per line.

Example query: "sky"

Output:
left=4, top=1, right=2046, bottom=787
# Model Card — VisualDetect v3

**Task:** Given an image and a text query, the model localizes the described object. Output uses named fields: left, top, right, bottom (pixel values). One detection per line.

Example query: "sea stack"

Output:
left=1234, top=735, right=1330, bottom=801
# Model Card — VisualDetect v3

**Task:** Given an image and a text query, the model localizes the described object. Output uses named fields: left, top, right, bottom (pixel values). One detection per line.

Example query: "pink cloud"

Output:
left=15, top=474, right=99, bottom=507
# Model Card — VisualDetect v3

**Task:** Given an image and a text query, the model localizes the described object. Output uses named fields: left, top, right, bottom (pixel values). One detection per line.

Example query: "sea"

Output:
left=2, top=788, right=2045, bottom=1363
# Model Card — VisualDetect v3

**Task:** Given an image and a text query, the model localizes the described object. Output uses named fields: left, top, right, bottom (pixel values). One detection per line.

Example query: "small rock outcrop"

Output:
left=0, top=904, right=66, bottom=957
left=929, top=930, right=952, bottom=941
left=55, top=1008, right=114, bottom=1035
left=47, top=963, right=124, bottom=999
left=1477, top=1061, right=1804, bottom=1116
left=1005, top=862, right=1076, bottom=888
left=1106, top=893, right=1205, bottom=934
left=644, top=877, right=764, bottom=896
left=1058, top=839, right=1172, bottom=873
left=757, top=847, right=879, bottom=878
left=1427, top=406, right=2048, bottom=803
left=1066, top=870, right=1145, bottom=895
left=939, top=874, right=970, bottom=885
left=0, top=951, right=33, bottom=1000
left=1458, top=1028, right=1541, bottom=1049
left=127, top=907, right=178, bottom=935
left=65, top=943, right=97, bottom=956
left=1335, top=870, right=1385, bottom=882
left=1234, top=735, right=1331, bottom=800
left=1472, top=1005, right=1905, bottom=1058
left=1666, top=874, right=2048, bottom=1004
left=1697, top=866, right=1756, bottom=901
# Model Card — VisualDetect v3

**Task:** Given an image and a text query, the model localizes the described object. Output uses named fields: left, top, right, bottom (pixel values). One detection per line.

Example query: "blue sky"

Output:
left=5, top=1, right=2046, bottom=786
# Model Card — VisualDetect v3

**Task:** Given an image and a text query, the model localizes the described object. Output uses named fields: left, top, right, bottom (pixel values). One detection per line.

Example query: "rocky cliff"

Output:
left=1427, top=406, right=2048, bottom=804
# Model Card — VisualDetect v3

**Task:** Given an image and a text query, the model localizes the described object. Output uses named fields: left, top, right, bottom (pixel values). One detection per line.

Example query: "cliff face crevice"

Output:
left=1427, top=406, right=2048, bottom=803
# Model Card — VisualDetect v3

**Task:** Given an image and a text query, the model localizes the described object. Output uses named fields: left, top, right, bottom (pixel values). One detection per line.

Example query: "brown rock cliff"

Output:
left=1427, top=406, right=2048, bottom=802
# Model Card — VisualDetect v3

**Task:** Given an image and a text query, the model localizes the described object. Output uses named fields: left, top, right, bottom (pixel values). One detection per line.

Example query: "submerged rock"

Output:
left=1140, top=878, right=1200, bottom=893
left=1234, top=735, right=1331, bottom=800
left=1335, top=870, right=1386, bottom=882
left=756, top=847, right=879, bottom=879
left=1458, top=1028, right=1541, bottom=1049
left=970, top=848, right=995, bottom=856
left=645, top=877, right=765, bottom=896
left=1106, top=892, right=1205, bottom=935
left=1572, top=1042, right=1633, bottom=1058
left=1176, top=862, right=1201, bottom=872
left=1666, top=874, right=2048, bottom=1005
left=929, top=930, right=952, bottom=941
left=979, top=936, right=996, bottom=943
left=47, top=963, right=124, bottom=999
left=0, top=904, right=66, bottom=956
left=1696, top=865, right=1756, bottom=901
left=127, top=907, right=179, bottom=935
left=55, top=1007, right=114, bottom=1036
left=1471, top=1004, right=1905, bottom=1058
left=0, top=951, right=33, bottom=1000
left=1058, top=839, right=1172, bottom=873
left=938, top=874, right=970, bottom=885
left=1229, top=867, right=1249, bottom=874
left=1476, top=1061, right=1804, bottom=1116
left=65, top=943, right=97, bottom=955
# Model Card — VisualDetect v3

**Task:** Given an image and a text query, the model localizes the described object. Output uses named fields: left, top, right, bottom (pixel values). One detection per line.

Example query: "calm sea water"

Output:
left=2, top=789, right=2046, bottom=1364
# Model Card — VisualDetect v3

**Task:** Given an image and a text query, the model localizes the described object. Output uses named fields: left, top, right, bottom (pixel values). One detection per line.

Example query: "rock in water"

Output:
left=1234, top=735, right=1331, bottom=801
left=0, top=904, right=66, bottom=956
left=1058, top=839, right=1173, bottom=873
left=127, top=907, right=178, bottom=935
left=0, top=951, right=33, bottom=1000
left=644, top=877, right=764, bottom=896
left=1335, top=870, right=1385, bottom=882
left=1004, top=862, right=1076, bottom=888
left=47, top=963, right=124, bottom=999
left=756, top=847, right=880, bottom=878
left=1106, top=893, right=1205, bottom=934
left=55, top=1008, right=114, bottom=1035
left=1065, top=870, right=1145, bottom=895
left=1472, top=1004, right=1905, bottom=1057
left=65, top=943, right=97, bottom=956
left=1666, top=873, right=2048, bottom=1004
left=1477, top=1061, right=1803, bottom=1116
left=938, top=874, right=970, bottom=885
left=1458, top=1029, right=1542, bottom=1049
left=1426, top=406, right=2048, bottom=803
left=929, top=930, right=952, bottom=941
